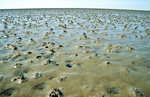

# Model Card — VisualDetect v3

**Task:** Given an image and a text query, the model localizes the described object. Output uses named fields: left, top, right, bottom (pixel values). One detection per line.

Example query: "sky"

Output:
left=0, top=0, right=150, bottom=10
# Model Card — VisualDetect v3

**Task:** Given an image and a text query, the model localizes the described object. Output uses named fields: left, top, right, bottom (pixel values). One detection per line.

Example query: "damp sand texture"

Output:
left=0, top=9, right=150, bottom=97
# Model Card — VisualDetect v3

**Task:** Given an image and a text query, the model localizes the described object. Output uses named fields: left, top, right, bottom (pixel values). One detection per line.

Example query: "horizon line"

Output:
left=0, top=8, right=150, bottom=12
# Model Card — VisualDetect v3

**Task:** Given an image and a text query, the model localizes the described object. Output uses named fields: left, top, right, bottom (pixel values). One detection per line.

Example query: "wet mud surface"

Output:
left=0, top=9, right=150, bottom=97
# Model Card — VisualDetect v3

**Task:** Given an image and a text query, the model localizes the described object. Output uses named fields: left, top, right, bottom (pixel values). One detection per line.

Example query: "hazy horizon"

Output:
left=0, top=0, right=150, bottom=11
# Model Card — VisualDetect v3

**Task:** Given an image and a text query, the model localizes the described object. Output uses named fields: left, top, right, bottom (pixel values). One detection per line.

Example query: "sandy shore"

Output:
left=0, top=8, right=150, bottom=97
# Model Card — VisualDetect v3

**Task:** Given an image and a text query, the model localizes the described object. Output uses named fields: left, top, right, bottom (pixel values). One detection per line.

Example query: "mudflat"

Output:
left=0, top=8, right=150, bottom=97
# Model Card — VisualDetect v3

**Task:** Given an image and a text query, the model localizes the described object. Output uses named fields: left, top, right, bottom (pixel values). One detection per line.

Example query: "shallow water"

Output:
left=0, top=8, right=150, bottom=97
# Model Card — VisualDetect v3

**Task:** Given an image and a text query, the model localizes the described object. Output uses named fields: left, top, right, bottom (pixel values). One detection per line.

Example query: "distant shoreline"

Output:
left=0, top=8, right=150, bottom=12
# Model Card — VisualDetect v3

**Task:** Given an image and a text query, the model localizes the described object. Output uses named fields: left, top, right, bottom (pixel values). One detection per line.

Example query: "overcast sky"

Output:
left=0, top=0, right=150, bottom=10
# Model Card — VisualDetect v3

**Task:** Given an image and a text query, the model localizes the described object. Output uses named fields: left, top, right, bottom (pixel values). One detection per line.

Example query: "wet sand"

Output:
left=0, top=8, right=150, bottom=97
